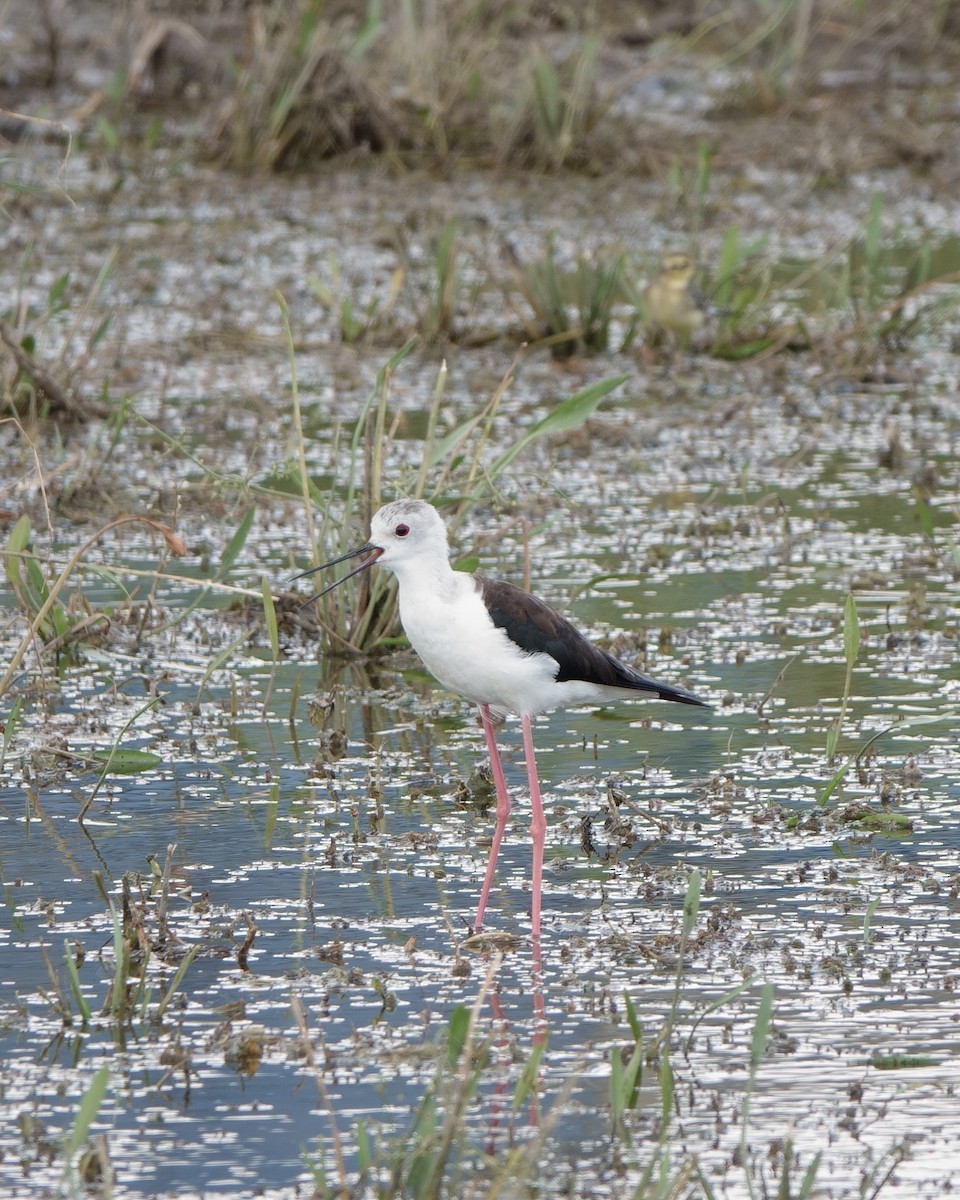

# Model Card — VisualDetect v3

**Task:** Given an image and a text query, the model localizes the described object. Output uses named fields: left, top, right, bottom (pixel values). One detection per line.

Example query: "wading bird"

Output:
left=297, top=499, right=707, bottom=941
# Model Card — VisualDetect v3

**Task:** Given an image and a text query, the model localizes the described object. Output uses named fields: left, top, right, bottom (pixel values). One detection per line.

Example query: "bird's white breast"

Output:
left=395, top=570, right=565, bottom=716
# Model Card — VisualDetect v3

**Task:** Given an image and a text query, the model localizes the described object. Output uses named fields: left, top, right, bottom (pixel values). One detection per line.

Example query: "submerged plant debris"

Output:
left=2, top=3, right=960, bottom=1199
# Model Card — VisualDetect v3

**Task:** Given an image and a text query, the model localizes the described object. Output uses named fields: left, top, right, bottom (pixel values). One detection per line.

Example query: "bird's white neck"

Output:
left=386, top=549, right=461, bottom=600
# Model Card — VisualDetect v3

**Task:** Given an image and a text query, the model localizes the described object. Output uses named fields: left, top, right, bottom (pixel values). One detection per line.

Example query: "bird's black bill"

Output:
left=292, top=543, right=383, bottom=604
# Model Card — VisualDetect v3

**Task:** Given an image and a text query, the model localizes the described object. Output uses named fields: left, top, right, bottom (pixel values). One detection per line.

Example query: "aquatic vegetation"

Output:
left=0, top=251, right=115, bottom=421
left=841, top=194, right=960, bottom=349
left=825, top=592, right=860, bottom=765
left=662, top=139, right=716, bottom=248
left=507, top=236, right=627, bottom=359
left=211, top=3, right=621, bottom=170
left=212, top=0, right=395, bottom=170
left=502, top=39, right=605, bottom=171
left=288, top=334, right=628, bottom=653
left=710, top=0, right=948, bottom=113
left=1, top=513, right=187, bottom=702
left=6, top=847, right=219, bottom=1188
left=309, top=254, right=404, bottom=346
left=408, top=218, right=471, bottom=345
left=61, top=1067, right=110, bottom=1195
left=677, top=200, right=960, bottom=362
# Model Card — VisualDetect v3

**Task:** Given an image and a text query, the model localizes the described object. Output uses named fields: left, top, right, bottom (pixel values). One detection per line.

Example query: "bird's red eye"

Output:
left=395, top=523, right=410, bottom=537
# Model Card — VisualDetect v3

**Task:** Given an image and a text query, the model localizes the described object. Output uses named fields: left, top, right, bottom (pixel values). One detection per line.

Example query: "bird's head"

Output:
left=659, top=252, right=696, bottom=288
left=369, top=499, right=449, bottom=571
left=293, top=499, right=448, bottom=601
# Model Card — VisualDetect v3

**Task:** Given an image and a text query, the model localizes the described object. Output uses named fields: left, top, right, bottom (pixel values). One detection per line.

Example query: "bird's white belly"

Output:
left=398, top=582, right=563, bottom=716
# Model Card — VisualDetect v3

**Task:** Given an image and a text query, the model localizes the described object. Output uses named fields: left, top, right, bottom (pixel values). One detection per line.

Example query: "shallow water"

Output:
left=3, top=123, right=960, bottom=1200
left=3, top=521, right=959, bottom=1199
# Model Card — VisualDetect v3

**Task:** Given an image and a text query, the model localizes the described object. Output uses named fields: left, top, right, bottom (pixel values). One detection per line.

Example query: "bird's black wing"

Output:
left=477, top=576, right=707, bottom=707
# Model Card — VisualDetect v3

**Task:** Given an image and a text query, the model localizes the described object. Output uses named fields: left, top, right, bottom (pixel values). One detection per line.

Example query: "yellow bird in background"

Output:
left=644, top=252, right=721, bottom=349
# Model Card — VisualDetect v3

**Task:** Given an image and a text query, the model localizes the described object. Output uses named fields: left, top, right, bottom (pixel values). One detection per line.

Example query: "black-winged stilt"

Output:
left=297, top=499, right=707, bottom=941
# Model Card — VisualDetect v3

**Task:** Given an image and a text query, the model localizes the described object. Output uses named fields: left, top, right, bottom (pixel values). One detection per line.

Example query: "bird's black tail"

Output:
left=611, top=659, right=709, bottom=707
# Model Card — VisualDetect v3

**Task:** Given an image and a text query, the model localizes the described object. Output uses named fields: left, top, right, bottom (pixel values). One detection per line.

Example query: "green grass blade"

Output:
left=196, top=633, right=249, bottom=704
left=63, top=1065, right=110, bottom=1159
left=427, top=409, right=486, bottom=469
left=108, top=898, right=127, bottom=1018
left=624, top=1040, right=644, bottom=1112
left=660, top=1045, right=674, bottom=1127
left=609, top=1046, right=625, bottom=1131
left=681, top=867, right=702, bottom=939
left=5, top=513, right=31, bottom=588
left=63, top=941, right=92, bottom=1024
left=511, top=1036, right=546, bottom=1114
left=624, top=991, right=642, bottom=1043
left=843, top=592, right=860, bottom=666
left=863, top=895, right=881, bottom=945
left=349, top=0, right=384, bottom=57
left=81, top=696, right=162, bottom=818
left=818, top=755, right=848, bottom=805
left=1, top=697, right=23, bottom=770
left=683, top=974, right=758, bottom=1053
left=156, top=944, right=202, bottom=1018
left=750, top=983, right=774, bottom=1077
left=262, top=575, right=279, bottom=659
left=488, top=374, right=628, bottom=479
left=714, top=226, right=741, bottom=308
left=415, top=361, right=447, bottom=496
left=864, top=191, right=884, bottom=307
left=91, top=748, right=162, bottom=773
left=798, top=1150, right=823, bottom=1198
left=915, top=493, right=935, bottom=540
left=355, top=1120, right=373, bottom=1175
left=447, top=1004, right=470, bottom=1069
left=48, top=271, right=70, bottom=309
left=345, top=338, right=418, bottom=517
left=220, top=507, right=255, bottom=575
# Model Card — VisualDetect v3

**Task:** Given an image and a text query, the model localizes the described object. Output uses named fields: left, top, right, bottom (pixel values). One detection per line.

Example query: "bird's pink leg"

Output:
left=476, top=703, right=511, bottom=933
left=521, top=713, right=546, bottom=942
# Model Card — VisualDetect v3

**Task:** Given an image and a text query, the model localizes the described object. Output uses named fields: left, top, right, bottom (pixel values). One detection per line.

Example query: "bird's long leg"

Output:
left=476, top=703, right=511, bottom=933
left=521, top=713, right=546, bottom=942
